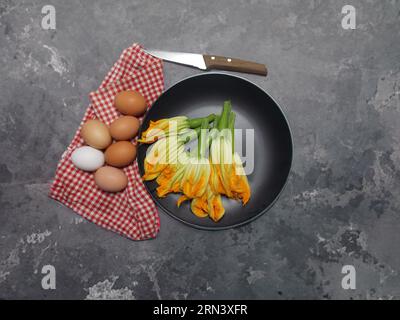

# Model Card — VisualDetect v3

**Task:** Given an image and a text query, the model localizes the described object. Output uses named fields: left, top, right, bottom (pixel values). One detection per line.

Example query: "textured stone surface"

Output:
left=0, top=0, right=399, bottom=299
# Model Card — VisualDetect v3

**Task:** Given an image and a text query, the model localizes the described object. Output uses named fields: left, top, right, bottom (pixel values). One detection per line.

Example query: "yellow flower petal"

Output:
left=207, top=191, right=225, bottom=222
left=227, top=154, right=251, bottom=204
left=181, top=159, right=210, bottom=198
left=139, top=117, right=188, bottom=143
left=177, top=195, right=189, bottom=207
left=190, top=196, right=209, bottom=218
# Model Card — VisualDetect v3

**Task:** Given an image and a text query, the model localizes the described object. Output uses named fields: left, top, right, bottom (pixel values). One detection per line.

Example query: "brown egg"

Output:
left=109, top=116, right=140, bottom=141
left=105, top=141, right=137, bottom=167
left=114, top=90, right=147, bottom=116
left=94, top=166, right=128, bottom=192
left=81, top=119, right=112, bottom=150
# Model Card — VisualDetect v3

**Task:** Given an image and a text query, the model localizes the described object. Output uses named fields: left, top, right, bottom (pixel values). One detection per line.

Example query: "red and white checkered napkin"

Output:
left=49, top=44, right=164, bottom=240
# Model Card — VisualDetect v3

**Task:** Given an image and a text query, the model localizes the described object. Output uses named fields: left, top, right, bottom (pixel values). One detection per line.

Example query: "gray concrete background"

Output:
left=0, top=0, right=399, bottom=299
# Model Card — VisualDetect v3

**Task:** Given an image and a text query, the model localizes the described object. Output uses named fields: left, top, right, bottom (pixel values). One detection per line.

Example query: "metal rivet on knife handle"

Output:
left=203, top=55, right=268, bottom=76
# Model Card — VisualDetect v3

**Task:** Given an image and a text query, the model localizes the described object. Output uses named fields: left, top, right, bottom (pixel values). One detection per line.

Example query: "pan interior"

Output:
left=137, top=73, right=293, bottom=230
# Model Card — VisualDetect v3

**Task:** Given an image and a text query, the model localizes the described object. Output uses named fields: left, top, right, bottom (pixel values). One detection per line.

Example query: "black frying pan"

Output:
left=137, top=73, right=293, bottom=230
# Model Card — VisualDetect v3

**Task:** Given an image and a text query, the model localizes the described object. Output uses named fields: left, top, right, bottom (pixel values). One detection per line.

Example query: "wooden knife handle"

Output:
left=203, top=55, right=267, bottom=76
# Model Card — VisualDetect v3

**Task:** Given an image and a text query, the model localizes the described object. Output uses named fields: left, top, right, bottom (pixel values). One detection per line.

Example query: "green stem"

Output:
left=198, top=118, right=209, bottom=159
left=180, top=126, right=201, bottom=144
left=207, top=113, right=216, bottom=123
left=228, top=111, right=236, bottom=154
left=214, top=115, right=220, bottom=129
left=228, top=111, right=236, bottom=130
left=207, top=126, right=220, bottom=149
left=218, top=100, right=232, bottom=130
left=188, top=114, right=216, bottom=129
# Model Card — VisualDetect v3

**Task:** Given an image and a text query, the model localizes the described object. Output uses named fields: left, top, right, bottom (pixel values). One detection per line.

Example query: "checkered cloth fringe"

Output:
left=49, top=44, right=164, bottom=240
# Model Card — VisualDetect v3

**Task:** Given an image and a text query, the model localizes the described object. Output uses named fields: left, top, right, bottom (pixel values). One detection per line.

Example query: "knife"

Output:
left=144, top=49, right=268, bottom=76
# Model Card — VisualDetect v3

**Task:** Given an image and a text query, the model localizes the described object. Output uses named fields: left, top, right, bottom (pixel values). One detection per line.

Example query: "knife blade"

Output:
left=144, top=49, right=267, bottom=76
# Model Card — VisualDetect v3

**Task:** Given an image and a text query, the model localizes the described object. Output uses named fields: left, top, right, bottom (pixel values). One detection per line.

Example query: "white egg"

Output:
left=71, top=146, right=105, bottom=171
